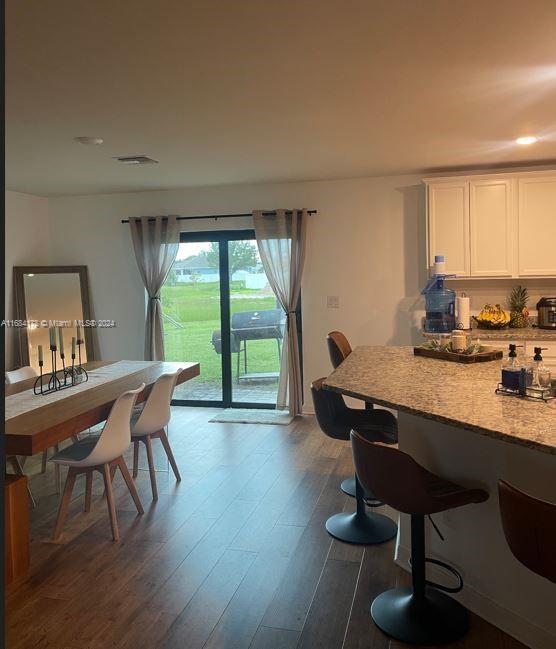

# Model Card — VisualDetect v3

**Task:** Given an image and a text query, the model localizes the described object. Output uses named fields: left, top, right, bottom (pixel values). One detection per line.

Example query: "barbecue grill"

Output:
left=211, top=309, right=284, bottom=381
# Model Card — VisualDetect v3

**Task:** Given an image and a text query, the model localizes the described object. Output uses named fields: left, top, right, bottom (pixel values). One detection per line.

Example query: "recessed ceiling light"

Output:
left=515, top=136, right=537, bottom=145
left=74, top=136, right=104, bottom=145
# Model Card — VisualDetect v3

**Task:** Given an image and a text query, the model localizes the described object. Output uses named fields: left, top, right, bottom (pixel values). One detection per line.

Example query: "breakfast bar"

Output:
left=324, top=346, right=556, bottom=649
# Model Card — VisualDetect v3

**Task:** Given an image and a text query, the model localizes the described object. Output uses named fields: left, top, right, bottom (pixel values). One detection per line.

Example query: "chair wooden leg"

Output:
left=144, top=436, right=158, bottom=501
left=54, top=444, right=61, bottom=494
left=11, top=456, right=36, bottom=509
left=117, top=458, right=144, bottom=515
left=53, top=468, right=77, bottom=540
left=158, top=429, right=181, bottom=482
left=102, top=464, right=118, bottom=499
left=101, top=464, right=119, bottom=541
left=84, top=472, right=93, bottom=512
left=41, top=449, right=48, bottom=473
left=132, top=441, right=139, bottom=478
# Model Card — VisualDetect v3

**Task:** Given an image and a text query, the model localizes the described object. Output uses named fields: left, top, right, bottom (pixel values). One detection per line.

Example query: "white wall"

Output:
left=46, top=175, right=428, bottom=407
left=5, top=190, right=50, bottom=369
left=12, top=174, right=551, bottom=407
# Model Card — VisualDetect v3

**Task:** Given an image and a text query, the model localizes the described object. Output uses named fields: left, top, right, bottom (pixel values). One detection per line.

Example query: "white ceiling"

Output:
left=6, top=0, right=556, bottom=196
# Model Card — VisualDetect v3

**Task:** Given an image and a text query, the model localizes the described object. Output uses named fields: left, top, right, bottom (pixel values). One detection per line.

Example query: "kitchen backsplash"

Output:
left=445, top=278, right=556, bottom=315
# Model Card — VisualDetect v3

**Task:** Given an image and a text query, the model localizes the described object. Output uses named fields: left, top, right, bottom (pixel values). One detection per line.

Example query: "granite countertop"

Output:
left=323, top=346, right=556, bottom=455
left=469, top=326, right=556, bottom=341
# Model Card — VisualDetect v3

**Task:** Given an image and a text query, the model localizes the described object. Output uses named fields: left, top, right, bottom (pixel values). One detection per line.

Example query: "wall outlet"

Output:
left=327, top=295, right=340, bottom=308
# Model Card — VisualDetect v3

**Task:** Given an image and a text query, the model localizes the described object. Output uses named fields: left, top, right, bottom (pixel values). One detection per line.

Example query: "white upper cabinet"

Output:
left=427, top=181, right=469, bottom=276
left=469, top=178, right=513, bottom=277
left=518, top=175, right=556, bottom=277
left=425, top=170, right=556, bottom=279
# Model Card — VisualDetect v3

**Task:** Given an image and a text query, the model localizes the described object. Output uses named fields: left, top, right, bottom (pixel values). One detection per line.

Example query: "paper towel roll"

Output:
left=456, top=295, right=470, bottom=330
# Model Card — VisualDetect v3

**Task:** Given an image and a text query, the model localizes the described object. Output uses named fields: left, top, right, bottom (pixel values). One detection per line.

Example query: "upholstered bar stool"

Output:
left=327, top=330, right=379, bottom=498
left=327, top=331, right=354, bottom=369
left=499, top=479, right=556, bottom=583
left=311, top=379, right=398, bottom=545
left=327, top=331, right=372, bottom=416
left=351, top=431, right=489, bottom=645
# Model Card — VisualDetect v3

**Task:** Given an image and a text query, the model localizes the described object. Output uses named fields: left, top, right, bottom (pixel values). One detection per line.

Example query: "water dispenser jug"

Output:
left=422, top=255, right=456, bottom=333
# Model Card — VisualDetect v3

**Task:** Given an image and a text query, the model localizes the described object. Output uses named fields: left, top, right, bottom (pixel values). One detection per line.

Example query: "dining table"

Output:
left=4, top=359, right=200, bottom=585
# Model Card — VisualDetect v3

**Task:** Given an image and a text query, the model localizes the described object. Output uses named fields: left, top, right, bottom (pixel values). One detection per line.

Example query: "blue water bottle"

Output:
left=422, top=255, right=456, bottom=333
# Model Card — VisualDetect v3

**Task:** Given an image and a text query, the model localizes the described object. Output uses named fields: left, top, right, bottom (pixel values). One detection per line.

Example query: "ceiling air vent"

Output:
left=113, top=155, right=159, bottom=165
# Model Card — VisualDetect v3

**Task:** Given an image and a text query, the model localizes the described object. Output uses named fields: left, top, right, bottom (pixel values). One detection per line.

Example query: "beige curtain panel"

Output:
left=129, top=216, right=180, bottom=361
left=253, top=208, right=307, bottom=416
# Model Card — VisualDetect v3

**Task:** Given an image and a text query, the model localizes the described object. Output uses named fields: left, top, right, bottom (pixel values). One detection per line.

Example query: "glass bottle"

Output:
left=501, top=344, right=520, bottom=390
left=533, top=347, right=552, bottom=389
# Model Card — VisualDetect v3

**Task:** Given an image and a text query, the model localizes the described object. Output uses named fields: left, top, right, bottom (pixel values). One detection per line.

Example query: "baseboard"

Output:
left=395, top=544, right=556, bottom=649
left=302, top=404, right=315, bottom=416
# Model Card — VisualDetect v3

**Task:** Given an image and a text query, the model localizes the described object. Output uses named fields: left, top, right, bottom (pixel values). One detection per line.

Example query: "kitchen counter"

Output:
left=469, top=326, right=556, bottom=341
left=323, top=345, right=555, bottom=454
left=324, top=345, right=556, bottom=649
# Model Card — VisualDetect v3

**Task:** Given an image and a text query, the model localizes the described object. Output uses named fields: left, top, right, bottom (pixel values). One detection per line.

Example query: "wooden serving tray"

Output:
left=414, top=347, right=503, bottom=363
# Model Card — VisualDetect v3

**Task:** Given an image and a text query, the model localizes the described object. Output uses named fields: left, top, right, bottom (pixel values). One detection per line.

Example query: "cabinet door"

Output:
left=470, top=179, right=513, bottom=277
left=428, top=181, right=470, bottom=276
left=518, top=176, right=556, bottom=276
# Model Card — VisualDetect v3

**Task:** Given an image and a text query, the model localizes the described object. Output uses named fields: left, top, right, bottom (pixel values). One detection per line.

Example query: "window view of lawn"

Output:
left=161, top=239, right=283, bottom=404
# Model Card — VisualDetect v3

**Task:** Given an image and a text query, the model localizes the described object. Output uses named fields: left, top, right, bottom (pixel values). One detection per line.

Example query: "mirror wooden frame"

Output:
left=13, top=266, right=95, bottom=368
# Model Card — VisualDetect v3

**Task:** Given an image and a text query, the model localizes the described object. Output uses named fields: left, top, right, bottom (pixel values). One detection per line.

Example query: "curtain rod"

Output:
left=120, top=210, right=317, bottom=224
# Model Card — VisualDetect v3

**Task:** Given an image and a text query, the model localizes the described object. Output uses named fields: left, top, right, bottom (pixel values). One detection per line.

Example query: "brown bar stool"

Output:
left=311, top=378, right=397, bottom=545
left=328, top=329, right=374, bottom=415
left=351, top=430, right=489, bottom=645
left=326, top=331, right=383, bottom=497
left=499, top=479, right=556, bottom=583
left=327, top=330, right=353, bottom=369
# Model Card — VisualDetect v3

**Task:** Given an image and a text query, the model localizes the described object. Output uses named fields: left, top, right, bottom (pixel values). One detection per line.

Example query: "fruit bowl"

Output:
left=473, top=318, right=509, bottom=330
left=473, top=304, right=510, bottom=329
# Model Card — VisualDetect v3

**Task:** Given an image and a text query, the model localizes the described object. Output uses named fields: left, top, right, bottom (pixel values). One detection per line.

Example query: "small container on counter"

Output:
left=532, top=347, right=552, bottom=389
left=451, top=330, right=468, bottom=352
left=501, top=344, right=533, bottom=392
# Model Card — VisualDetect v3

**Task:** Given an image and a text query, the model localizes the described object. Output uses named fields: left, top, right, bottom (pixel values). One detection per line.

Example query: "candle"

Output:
left=58, top=327, right=65, bottom=354
left=76, top=323, right=81, bottom=343
left=71, top=336, right=76, bottom=356
left=38, top=345, right=43, bottom=363
left=49, top=327, right=55, bottom=347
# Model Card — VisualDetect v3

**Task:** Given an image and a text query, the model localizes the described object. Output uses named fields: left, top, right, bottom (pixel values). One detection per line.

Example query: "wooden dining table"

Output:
left=4, top=359, right=200, bottom=586
left=5, top=360, right=200, bottom=456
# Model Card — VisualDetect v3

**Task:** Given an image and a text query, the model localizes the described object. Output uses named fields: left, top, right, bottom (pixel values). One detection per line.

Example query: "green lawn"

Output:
left=160, top=281, right=281, bottom=382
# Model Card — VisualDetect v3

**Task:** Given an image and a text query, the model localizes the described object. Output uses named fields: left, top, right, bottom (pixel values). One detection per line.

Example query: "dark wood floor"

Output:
left=7, top=407, right=528, bottom=649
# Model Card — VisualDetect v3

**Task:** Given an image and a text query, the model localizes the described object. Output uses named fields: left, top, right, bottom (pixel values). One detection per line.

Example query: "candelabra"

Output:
left=33, top=339, right=88, bottom=395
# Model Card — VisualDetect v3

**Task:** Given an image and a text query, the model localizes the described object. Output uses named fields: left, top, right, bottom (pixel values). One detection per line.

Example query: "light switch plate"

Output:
left=327, top=295, right=340, bottom=308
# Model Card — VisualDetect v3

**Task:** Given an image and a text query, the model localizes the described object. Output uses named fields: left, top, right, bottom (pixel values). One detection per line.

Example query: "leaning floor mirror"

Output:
left=13, top=266, right=95, bottom=374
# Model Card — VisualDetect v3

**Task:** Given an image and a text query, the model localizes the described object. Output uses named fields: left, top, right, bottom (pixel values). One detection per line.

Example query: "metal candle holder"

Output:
left=33, top=338, right=88, bottom=395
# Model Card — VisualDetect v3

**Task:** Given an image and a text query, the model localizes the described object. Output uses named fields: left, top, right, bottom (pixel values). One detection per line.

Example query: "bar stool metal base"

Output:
left=325, top=511, right=397, bottom=545
left=370, top=586, right=469, bottom=645
left=341, top=477, right=356, bottom=497
left=341, top=477, right=383, bottom=507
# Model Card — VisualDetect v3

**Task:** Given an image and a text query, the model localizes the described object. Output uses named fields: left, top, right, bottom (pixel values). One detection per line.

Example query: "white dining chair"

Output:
left=50, top=384, right=145, bottom=541
left=5, top=366, right=38, bottom=384
left=6, top=455, right=37, bottom=508
left=130, top=369, right=182, bottom=501
left=6, top=366, right=40, bottom=506
left=5, top=365, right=78, bottom=494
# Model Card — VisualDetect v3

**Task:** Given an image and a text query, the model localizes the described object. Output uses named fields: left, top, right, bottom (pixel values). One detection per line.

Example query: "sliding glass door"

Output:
left=161, top=238, right=223, bottom=403
left=161, top=230, right=290, bottom=408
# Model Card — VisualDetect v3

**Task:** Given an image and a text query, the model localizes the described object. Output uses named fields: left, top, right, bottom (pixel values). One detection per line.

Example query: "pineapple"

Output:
left=509, top=285, right=530, bottom=328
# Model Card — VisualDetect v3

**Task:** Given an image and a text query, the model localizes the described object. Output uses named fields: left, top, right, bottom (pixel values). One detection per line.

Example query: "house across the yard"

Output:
left=171, top=253, right=268, bottom=288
